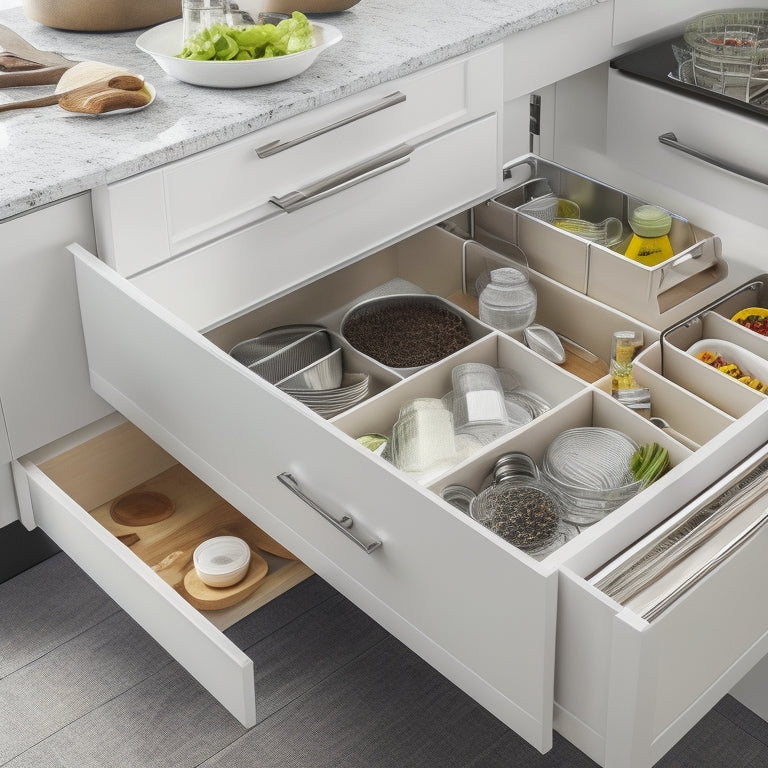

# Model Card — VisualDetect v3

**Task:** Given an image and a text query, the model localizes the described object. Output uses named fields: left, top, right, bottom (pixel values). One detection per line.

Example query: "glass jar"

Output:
left=624, top=205, right=674, bottom=267
left=471, top=475, right=564, bottom=554
left=478, top=266, right=537, bottom=337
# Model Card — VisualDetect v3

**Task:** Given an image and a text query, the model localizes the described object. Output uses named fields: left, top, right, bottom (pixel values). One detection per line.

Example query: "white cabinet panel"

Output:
left=0, top=195, right=113, bottom=461
left=611, top=0, right=753, bottom=46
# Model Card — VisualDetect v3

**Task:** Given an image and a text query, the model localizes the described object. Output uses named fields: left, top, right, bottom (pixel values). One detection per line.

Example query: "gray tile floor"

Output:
left=2, top=553, right=768, bottom=767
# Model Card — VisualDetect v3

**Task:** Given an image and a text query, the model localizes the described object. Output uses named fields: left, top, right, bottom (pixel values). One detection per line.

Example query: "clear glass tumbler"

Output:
left=182, top=0, right=231, bottom=41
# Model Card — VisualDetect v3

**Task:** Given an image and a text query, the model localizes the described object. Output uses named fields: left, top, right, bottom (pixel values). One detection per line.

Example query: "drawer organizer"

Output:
left=472, top=156, right=729, bottom=327
left=16, top=158, right=768, bottom=766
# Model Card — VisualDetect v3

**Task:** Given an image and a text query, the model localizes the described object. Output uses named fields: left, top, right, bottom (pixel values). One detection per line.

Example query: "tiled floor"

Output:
left=2, top=553, right=768, bottom=768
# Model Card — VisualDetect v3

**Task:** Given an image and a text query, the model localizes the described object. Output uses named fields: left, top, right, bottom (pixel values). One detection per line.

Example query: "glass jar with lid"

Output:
left=478, top=266, right=537, bottom=337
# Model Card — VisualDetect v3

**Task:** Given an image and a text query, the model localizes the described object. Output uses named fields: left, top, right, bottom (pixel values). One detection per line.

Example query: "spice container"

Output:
left=624, top=205, right=674, bottom=267
left=471, top=476, right=564, bottom=554
left=610, top=329, right=644, bottom=392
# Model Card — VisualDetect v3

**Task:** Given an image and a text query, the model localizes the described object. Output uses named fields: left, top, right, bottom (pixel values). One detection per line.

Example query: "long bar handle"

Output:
left=642, top=504, right=768, bottom=621
left=270, top=142, right=412, bottom=213
left=256, top=91, right=407, bottom=158
left=658, top=131, right=768, bottom=187
left=277, top=472, right=382, bottom=554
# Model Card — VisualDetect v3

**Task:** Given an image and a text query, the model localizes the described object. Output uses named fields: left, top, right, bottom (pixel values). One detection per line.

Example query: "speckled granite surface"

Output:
left=0, top=0, right=605, bottom=219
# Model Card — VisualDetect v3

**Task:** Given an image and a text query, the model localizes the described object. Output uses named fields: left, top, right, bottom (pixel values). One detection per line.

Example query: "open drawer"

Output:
left=554, top=399, right=768, bottom=768
left=12, top=414, right=313, bottom=728
left=32, top=190, right=768, bottom=761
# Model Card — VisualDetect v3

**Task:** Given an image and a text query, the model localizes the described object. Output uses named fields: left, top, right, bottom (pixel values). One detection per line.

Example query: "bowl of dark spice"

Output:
left=471, top=478, right=563, bottom=554
left=340, top=295, right=475, bottom=374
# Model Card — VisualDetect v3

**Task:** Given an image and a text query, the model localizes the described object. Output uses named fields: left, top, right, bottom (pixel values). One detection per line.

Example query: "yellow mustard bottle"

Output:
left=624, top=205, right=674, bottom=267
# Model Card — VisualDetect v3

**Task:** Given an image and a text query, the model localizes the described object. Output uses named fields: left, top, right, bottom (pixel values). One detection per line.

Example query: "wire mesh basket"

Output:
left=683, top=9, right=768, bottom=102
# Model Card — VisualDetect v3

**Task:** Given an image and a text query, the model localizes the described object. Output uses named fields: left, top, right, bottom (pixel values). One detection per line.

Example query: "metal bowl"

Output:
left=340, top=294, right=476, bottom=375
left=276, top=347, right=343, bottom=391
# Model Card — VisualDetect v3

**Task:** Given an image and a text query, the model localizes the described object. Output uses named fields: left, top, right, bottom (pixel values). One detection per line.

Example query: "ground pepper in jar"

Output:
left=481, top=483, right=561, bottom=551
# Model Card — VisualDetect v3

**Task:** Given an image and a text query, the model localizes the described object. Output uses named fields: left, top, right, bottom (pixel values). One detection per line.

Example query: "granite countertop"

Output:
left=0, top=0, right=604, bottom=220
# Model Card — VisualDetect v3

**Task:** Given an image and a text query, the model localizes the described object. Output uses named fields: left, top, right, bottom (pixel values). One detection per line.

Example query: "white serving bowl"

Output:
left=136, top=19, right=342, bottom=88
left=193, top=536, right=251, bottom=587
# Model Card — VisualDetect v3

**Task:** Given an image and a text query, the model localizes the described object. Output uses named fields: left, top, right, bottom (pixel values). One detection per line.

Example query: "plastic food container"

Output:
left=193, top=536, right=251, bottom=588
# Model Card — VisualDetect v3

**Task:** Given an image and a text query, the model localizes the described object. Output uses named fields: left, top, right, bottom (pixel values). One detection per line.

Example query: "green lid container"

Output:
left=629, top=205, right=672, bottom=238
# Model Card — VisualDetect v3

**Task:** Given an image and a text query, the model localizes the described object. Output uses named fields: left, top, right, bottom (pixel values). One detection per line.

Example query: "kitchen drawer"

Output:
left=92, top=44, right=503, bottom=277
left=130, top=114, right=499, bottom=331
left=63, top=181, right=768, bottom=762
left=554, top=399, right=768, bottom=768
left=607, top=69, right=768, bottom=230
left=11, top=414, right=313, bottom=728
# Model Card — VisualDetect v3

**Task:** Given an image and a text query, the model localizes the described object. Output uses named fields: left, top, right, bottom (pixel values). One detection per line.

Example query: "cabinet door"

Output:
left=0, top=195, right=113, bottom=460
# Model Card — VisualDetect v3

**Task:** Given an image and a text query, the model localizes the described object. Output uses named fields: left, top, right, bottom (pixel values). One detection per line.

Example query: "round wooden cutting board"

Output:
left=109, top=491, right=175, bottom=527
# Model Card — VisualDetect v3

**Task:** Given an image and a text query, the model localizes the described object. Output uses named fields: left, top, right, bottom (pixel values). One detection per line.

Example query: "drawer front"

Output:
left=72, top=244, right=558, bottom=753
left=131, top=115, right=500, bottom=331
left=612, top=0, right=754, bottom=46
left=607, top=70, right=768, bottom=230
left=12, top=455, right=257, bottom=728
left=93, top=45, right=502, bottom=277
left=555, top=402, right=768, bottom=768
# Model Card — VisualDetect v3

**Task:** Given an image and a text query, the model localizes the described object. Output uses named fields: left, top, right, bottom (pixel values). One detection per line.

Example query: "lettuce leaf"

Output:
left=177, top=11, right=314, bottom=61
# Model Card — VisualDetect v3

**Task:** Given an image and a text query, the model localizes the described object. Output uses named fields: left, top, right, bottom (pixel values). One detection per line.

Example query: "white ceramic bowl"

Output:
left=135, top=19, right=342, bottom=88
left=193, top=536, right=251, bottom=587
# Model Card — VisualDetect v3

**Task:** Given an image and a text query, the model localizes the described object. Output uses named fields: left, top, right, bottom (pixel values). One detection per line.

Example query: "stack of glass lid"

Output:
left=542, top=427, right=644, bottom=525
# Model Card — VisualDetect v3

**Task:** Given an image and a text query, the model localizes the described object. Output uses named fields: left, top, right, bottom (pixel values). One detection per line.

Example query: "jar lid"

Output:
left=489, top=266, right=528, bottom=286
left=629, top=205, right=672, bottom=237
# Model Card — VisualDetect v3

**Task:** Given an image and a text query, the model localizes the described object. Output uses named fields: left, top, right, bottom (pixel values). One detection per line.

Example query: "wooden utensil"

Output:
left=0, top=61, right=148, bottom=114
left=0, top=23, right=77, bottom=86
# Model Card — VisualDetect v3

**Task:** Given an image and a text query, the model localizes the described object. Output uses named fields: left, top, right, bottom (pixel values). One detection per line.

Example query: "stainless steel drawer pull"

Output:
left=658, top=131, right=768, bottom=187
left=269, top=142, right=413, bottom=213
left=277, top=472, right=382, bottom=554
left=256, top=91, right=407, bottom=158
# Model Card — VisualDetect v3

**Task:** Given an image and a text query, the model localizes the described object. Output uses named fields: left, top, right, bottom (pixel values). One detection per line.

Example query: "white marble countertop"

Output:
left=0, top=0, right=604, bottom=220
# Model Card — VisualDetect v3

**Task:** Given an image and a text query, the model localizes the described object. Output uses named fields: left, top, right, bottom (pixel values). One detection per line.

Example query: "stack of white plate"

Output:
left=281, top=372, right=370, bottom=419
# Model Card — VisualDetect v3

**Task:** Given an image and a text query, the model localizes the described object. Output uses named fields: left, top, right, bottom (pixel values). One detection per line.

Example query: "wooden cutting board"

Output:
left=183, top=550, right=269, bottom=611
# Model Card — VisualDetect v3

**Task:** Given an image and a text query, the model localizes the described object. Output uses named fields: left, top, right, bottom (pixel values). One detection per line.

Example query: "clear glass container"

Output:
left=478, top=267, right=537, bottom=337
left=471, top=476, right=564, bottom=554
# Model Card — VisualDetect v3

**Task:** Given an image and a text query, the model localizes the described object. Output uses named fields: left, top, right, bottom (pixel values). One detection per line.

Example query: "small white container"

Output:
left=193, top=536, right=251, bottom=588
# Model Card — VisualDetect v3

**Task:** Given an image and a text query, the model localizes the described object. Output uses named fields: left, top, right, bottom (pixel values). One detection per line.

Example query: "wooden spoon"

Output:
left=0, top=61, right=149, bottom=114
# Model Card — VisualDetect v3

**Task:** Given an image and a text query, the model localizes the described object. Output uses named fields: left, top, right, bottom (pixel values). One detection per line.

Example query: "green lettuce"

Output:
left=177, top=11, right=314, bottom=61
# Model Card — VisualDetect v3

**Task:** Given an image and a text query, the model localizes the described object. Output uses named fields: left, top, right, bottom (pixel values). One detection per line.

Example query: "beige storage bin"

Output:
left=599, top=342, right=734, bottom=450
left=658, top=316, right=768, bottom=418
left=472, top=157, right=728, bottom=329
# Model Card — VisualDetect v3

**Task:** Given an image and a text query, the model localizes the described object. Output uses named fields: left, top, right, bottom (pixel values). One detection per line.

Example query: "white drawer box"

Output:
left=92, top=44, right=503, bottom=278
left=555, top=400, right=768, bottom=768
left=12, top=416, right=313, bottom=729
left=607, top=69, right=768, bottom=231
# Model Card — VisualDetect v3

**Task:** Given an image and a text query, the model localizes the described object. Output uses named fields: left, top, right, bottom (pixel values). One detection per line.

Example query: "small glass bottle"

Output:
left=624, top=205, right=674, bottom=267
left=610, top=330, right=643, bottom=392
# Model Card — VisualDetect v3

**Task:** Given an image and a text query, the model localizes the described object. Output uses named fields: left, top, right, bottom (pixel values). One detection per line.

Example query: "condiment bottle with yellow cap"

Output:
left=624, top=205, right=674, bottom=267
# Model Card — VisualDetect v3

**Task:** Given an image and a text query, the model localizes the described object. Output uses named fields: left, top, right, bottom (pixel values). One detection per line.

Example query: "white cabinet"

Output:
left=0, top=396, right=17, bottom=528
left=611, top=0, right=755, bottom=46
left=0, top=195, right=113, bottom=463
